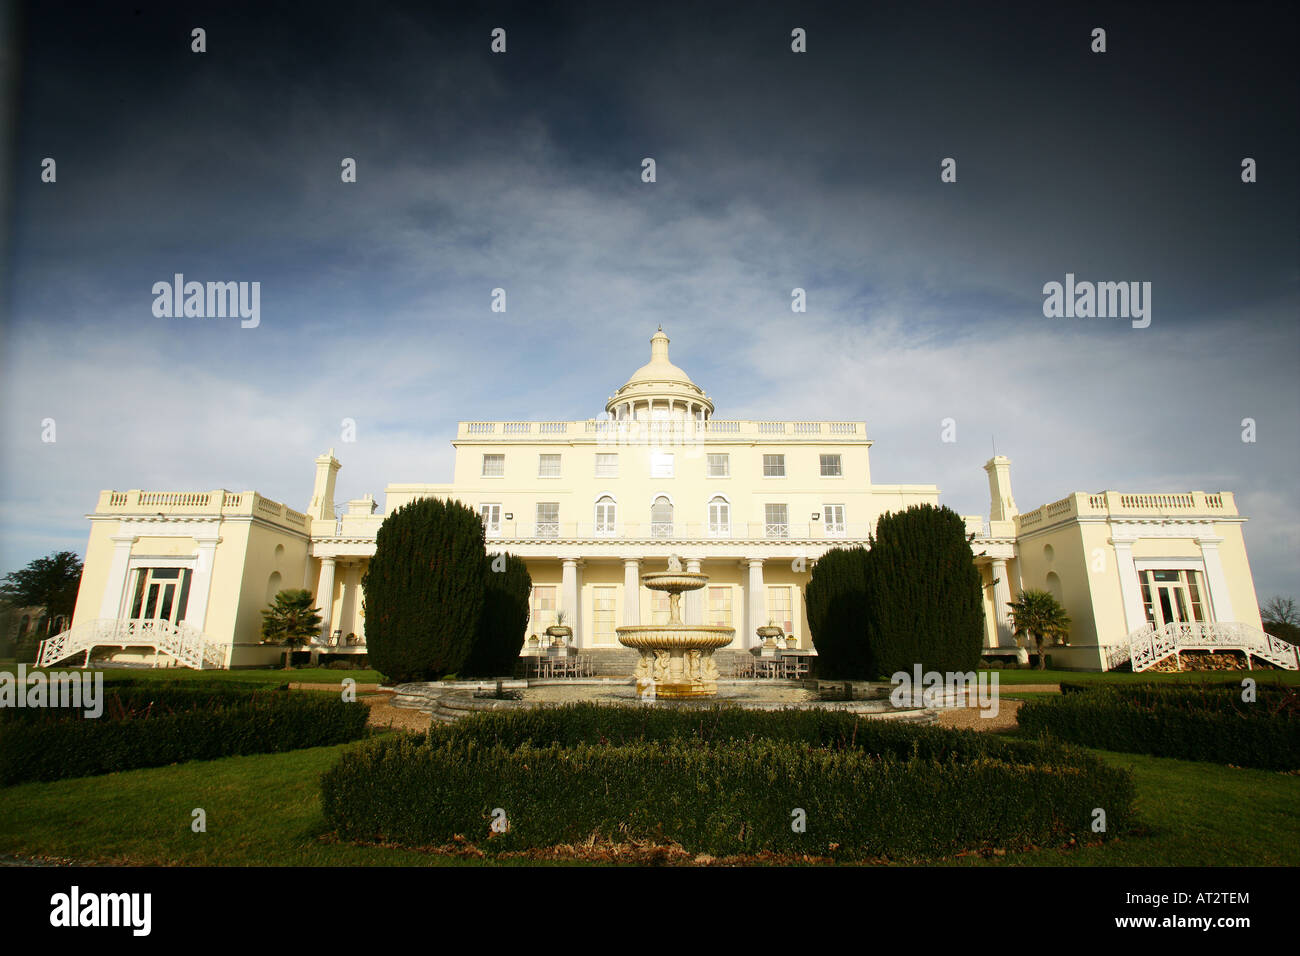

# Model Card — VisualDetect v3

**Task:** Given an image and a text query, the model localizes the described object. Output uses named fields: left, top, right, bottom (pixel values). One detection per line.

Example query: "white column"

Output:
left=1197, top=537, right=1235, bottom=621
left=182, top=534, right=222, bottom=632
left=562, top=558, right=580, bottom=645
left=340, top=563, right=361, bottom=642
left=100, top=534, right=138, bottom=619
left=623, top=558, right=641, bottom=625
left=990, top=558, right=1015, bottom=649
left=746, top=559, right=765, bottom=648
left=1111, top=539, right=1145, bottom=634
left=686, top=558, right=704, bottom=624
left=316, top=557, right=337, bottom=640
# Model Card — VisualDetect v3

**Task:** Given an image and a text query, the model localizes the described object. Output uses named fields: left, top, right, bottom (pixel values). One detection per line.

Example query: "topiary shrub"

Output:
left=362, top=497, right=488, bottom=683
left=461, top=552, right=532, bottom=677
left=804, top=546, right=871, bottom=678
left=865, top=504, right=984, bottom=678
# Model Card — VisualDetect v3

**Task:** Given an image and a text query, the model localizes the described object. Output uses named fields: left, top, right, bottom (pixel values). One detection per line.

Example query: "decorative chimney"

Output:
left=308, top=449, right=341, bottom=520
left=984, top=455, right=1018, bottom=522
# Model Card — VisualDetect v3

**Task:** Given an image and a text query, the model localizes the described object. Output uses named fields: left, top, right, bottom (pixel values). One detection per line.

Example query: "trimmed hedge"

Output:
left=462, top=553, right=532, bottom=678
left=804, top=546, right=871, bottom=678
left=1019, top=684, right=1299, bottom=770
left=866, top=505, right=984, bottom=677
left=363, top=497, right=488, bottom=683
left=0, top=684, right=369, bottom=785
left=321, top=704, right=1134, bottom=861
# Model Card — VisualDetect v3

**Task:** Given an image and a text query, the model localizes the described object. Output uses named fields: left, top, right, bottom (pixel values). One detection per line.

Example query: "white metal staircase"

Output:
left=37, top=618, right=228, bottom=670
left=1107, top=621, right=1299, bottom=672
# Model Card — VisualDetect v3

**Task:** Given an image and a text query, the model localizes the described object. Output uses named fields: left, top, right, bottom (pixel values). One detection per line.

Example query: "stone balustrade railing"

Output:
left=1017, top=490, right=1237, bottom=531
left=457, top=419, right=868, bottom=442
left=94, top=489, right=308, bottom=531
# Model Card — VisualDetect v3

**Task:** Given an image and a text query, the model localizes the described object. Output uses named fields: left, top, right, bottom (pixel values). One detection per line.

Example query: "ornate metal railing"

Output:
left=37, top=618, right=228, bottom=670
left=1121, top=621, right=1298, bottom=672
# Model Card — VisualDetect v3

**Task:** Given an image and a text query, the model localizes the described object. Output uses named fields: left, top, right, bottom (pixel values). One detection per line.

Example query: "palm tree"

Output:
left=260, top=589, right=323, bottom=669
left=1007, top=589, right=1071, bottom=670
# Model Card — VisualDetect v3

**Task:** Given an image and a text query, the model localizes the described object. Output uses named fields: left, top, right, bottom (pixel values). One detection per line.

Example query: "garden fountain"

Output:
left=616, top=556, right=734, bottom=699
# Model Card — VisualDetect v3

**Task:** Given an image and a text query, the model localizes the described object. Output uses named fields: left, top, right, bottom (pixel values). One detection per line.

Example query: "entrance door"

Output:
left=1140, top=569, right=1205, bottom=627
left=129, top=567, right=192, bottom=625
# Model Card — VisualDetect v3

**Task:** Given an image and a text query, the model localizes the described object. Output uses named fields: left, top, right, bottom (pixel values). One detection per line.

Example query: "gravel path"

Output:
left=361, top=695, right=432, bottom=733
left=936, top=699, right=1024, bottom=733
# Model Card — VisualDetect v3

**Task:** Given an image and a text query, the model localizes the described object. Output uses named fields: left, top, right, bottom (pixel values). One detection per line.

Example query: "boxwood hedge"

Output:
left=0, top=683, right=369, bottom=784
left=321, top=704, right=1134, bottom=861
left=1020, top=683, right=1298, bottom=770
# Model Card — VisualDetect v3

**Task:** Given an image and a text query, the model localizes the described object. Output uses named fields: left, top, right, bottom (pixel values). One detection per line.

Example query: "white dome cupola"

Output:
left=605, top=328, right=714, bottom=421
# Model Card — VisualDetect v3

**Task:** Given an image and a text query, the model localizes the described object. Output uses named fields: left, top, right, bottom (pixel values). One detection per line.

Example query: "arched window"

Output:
left=708, top=496, right=730, bottom=536
left=651, top=496, right=674, bottom=537
left=595, top=496, right=617, bottom=536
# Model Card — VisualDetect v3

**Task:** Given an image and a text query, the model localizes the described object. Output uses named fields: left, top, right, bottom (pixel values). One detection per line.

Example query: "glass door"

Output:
left=129, top=567, right=192, bottom=625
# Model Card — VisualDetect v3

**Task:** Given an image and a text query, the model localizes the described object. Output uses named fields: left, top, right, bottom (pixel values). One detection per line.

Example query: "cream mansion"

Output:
left=59, top=330, right=1289, bottom=672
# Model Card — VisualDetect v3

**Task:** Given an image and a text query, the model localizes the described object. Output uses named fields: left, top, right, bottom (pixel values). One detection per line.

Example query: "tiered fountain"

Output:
left=616, top=557, right=734, bottom=699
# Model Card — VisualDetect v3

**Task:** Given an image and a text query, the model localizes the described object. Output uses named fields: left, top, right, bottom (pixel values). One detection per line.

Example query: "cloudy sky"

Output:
left=2, top=0, right=1297, bottom=601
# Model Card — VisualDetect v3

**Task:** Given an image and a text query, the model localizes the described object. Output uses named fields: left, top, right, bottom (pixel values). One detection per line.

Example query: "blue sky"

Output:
left=2, top=0, right=1297, bottom=601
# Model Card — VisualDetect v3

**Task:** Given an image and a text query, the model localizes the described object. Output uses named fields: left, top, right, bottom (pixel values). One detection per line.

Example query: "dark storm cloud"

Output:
left=2, top=0, right=1297, bottom=598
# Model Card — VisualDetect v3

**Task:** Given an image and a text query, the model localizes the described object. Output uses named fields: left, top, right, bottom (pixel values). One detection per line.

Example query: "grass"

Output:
left=0, top=665, right=385, bottom=685
left=2, top=732, right=1295, bottom=867
left=979, top=667, right=1300, bottom=687
left=945, top=747, right=1300, bottom=866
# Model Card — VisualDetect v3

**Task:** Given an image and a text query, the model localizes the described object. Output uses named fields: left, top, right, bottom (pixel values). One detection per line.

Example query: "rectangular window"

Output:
left=650, top=589, right=671, bottom=625
left=707, top=586, right=732, bottom=626
left=529, top=585, right=557, bottom=633
left=593, top=586, right=617, bottom=645
left=595, top=453, right=619, bottom=478
left=820, top=454, right=843, bottom=477
left=479, top=504, right=501, bottom=536
left=1138, top=570, right=1155, bottom=625
left=707, top=453, right=730, bottom=477
left=651, top=452, right=674, bottom=478
left=535, top=502, right=559, bottom=537
left=765, top=503, right=789, bottom=538
left=482, top=454, right=505, bottom=477
left=823, top=504, right=846, bottom=536
left=538, top=454, right=562, bottom=477
left=763, top=454, right=786, bottom=477
left=1185, top=570, right=1206, bottom=622
left=767, top=586, right=793, bottom=636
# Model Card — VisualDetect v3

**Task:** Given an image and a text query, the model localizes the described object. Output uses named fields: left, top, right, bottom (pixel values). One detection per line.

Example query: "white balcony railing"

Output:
left=474, top=521, right=877, bottom=541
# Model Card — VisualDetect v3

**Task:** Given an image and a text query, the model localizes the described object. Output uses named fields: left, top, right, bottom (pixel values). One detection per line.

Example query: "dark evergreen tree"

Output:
left=462, top=552, right=532, bottom=677
left=362, top=497, right=488, bottom=683
left=804, top=546, right=872, bottom=677
left=864, top=504, right=984, bottom=677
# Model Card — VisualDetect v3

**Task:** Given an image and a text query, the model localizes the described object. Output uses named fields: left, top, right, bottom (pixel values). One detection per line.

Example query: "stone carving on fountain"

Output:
left=617, top=555, right=734, bottom=698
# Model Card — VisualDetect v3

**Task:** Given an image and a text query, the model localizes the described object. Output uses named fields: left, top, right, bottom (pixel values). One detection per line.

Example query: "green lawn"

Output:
left=946, top=748, right=1300, bottom=866
left=980, top=667, right=1300, bottom=687
left=2, top=734, right=1295, bottom=867
left=0, top=665, right=385, bottom=685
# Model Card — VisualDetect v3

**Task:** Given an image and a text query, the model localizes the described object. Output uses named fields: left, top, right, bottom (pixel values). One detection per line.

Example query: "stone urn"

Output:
left=756, top=625, right=783, bottom=648
left=545, top=625, right=572, bottom=647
